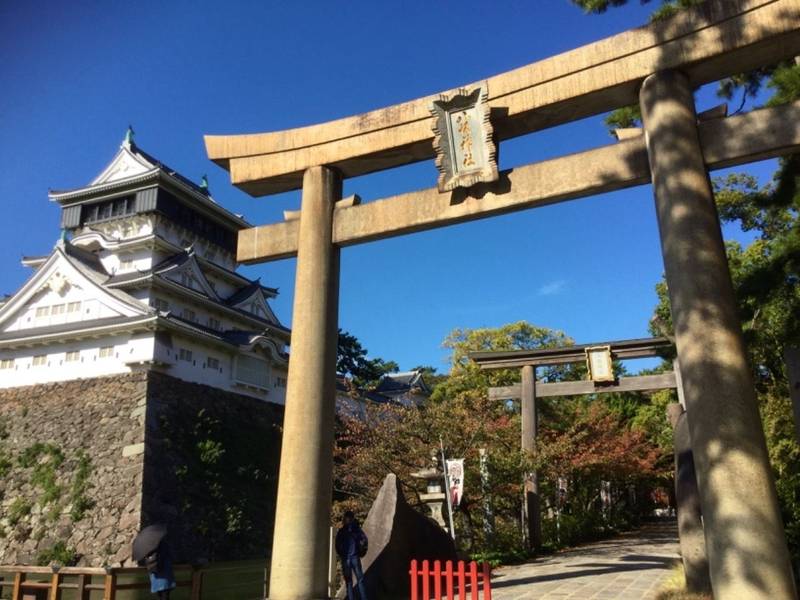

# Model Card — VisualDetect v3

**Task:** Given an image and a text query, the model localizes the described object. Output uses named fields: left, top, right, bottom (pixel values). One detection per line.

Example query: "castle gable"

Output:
left=156, top=251, right=219, bottom=300
left=227, top=283, right=279, bottom=325
left=90, top=144, right=156, bottom=186
left=0, top=245, right=149, bottom=334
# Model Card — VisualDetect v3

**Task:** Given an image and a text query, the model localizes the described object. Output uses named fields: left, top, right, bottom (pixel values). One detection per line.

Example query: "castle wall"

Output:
left=0, top=373, right=147, bottom=566
left=0, top=371, right=283, bottom=567
left=142, top=372, right=283, bottom=563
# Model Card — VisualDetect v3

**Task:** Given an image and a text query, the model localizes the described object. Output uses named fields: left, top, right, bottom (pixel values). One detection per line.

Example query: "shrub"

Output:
left=7, top=497, right=32, bottom=526
left=36, top=541, right=77, bottom=566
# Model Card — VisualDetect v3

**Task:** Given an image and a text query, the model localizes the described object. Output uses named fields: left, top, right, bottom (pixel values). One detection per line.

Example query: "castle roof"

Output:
left=103, top=247, right=287, bottom=338
left=374, top=370, right=432, bottom=398
left=48, top=135, right=250, bottom=232
left=0, top=240, right=289, bottom=350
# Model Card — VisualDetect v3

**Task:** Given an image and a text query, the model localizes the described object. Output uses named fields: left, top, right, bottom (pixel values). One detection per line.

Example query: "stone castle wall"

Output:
left=0, top=373, right=147, bottom=566
left=143, top=372, right=283, bottom=563
left=0, top=371, right=283, bottom=567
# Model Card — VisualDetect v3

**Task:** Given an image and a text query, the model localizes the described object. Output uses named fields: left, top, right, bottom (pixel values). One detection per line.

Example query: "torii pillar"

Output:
left=269, top=166, right=341, bottom=599
left=520, top=365, right=542, bottom=553
left=640, top=70, right=796, bottom=599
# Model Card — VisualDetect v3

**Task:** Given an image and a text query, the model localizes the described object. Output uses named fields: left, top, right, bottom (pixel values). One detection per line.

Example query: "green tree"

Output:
left=570, top=0, right=799, bottom=131
left=337, top=329, right=399, bottom=388
left=334, top=322, right=664, bottom=558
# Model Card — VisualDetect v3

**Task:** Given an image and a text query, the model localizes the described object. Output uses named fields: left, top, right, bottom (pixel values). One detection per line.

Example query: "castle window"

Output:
left=32, top=355, right=47, bottom=366
left=35, top=306, right=49, bottom=318
left=235, top=354, right=269, bottom=389
left=208, top=317, right=221, bottom=331
left=207, top=357, right=220, bottom=370
left=65, top=351, right=80, bottom=362
left=181, top=308, right=196, bottom=322
left=98, top=346, right=114, bottom=358
left=83, top=196, right=134, bottom=225
left=0, top=359, right=14, bottom=369
left=179, top=348, right=193, bottom=362
left=51, top=304, right=66, bottom=316
left=67, top=302, right=81, bottom=313
left=119, top=257, right=134, bottom=270
left=152, top=298, right=169, bottom=312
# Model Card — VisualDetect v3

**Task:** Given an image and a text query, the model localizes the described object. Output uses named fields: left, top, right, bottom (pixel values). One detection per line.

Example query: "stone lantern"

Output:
left=411, top=455, right=447, bottom=529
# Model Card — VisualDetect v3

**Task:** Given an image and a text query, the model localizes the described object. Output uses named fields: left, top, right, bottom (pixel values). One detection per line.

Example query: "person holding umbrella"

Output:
left=132, top=524, right=176, bottom=600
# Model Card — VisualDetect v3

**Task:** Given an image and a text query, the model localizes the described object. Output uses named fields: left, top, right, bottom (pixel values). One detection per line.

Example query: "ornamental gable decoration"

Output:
left=430, top=83, right=498, bottom=192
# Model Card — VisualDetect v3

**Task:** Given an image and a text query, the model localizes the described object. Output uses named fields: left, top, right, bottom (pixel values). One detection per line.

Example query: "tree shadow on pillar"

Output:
left=589, top=6, right=800, bottom=596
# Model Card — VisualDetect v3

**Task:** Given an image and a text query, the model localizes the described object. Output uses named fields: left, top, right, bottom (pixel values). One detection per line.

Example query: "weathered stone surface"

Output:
left=143, top=371, right=283, bottom=564
left=268, top=166, right=341, bottom=600
left=206, top=0, right=800, bottom=196
left=339, top=474, right=458, bottom=600
left=641, top=70, right=795, bottom=599
left=237, top=100, right=800, bottom=264
left=668, top=405, right=710, bottom=594
left=0, top=373, right=147, bottom=567
left=0, top=371, right=284, bottom=567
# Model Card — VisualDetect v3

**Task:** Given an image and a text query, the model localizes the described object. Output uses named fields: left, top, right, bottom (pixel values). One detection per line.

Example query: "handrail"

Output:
left=0, top=563, right=246, bottom=600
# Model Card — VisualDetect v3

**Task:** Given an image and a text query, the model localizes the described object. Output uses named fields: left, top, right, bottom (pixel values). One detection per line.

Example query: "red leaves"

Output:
left=535, top=402, right=659, bottom=481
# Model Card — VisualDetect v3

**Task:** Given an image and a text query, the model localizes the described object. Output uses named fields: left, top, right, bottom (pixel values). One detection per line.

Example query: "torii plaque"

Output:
left=430, top=83, right=498, bottom=192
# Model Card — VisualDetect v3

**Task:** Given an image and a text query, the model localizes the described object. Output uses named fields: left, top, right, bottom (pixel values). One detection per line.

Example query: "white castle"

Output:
left=0, top=131, right=289, bottom=403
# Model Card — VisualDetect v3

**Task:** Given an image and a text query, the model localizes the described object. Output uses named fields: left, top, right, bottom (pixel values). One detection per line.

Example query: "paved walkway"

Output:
left=491, top=521, right=679, bottom=600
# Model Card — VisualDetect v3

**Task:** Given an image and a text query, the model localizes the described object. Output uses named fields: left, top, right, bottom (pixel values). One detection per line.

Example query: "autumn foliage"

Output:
left=333, top=322, right=668, bottom=559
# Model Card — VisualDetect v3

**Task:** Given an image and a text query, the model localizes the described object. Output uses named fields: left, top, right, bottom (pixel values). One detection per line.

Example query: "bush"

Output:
left=7, top=497, right=32, bottom=526
left=36, top=541, right=77, bottom=566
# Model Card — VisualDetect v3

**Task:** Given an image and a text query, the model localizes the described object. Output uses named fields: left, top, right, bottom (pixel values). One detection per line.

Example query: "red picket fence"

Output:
left=409, top=559, right=492, bottom=600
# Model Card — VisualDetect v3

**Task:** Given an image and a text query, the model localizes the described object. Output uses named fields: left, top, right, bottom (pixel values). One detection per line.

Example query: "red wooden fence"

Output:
left=409, top=559, right=491, bottom=600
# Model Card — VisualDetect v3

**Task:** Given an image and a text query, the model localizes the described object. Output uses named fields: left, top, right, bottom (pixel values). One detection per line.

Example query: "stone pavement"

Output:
left=491, top=521, right=679, bottom=600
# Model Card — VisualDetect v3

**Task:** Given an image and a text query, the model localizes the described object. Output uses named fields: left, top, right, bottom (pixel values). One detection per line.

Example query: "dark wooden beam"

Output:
left=470, top=337, right=672, bottom=370
left=489, top=372, right=678, bottom=400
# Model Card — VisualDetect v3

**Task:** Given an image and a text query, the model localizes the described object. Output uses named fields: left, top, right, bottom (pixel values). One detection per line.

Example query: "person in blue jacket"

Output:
left=335, top=511, right=369, bottom=600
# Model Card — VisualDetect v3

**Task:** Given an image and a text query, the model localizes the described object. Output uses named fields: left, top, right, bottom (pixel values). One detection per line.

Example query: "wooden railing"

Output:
left=0, top=562, right=267, bottom=600
left=409, top=560, right=492, bottom=600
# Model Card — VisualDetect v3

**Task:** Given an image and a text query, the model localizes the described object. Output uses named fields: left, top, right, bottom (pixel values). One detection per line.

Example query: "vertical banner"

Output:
left=446, top=459, right=465, bottom=507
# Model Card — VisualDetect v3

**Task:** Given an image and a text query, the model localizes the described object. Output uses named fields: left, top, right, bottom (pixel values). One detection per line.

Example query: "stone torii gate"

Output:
left=205, top=2, right=800, bottom=598
left=469, top=336, right=679, bottom=555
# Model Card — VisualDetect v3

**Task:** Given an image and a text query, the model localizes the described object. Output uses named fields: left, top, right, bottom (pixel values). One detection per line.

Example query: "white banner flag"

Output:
left=446, top=459, right=465, bottom=507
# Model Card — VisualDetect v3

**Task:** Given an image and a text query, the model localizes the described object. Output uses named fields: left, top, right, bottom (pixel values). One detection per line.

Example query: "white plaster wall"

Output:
left=153, top=332, right=282, bottom=402
left=153, top=220, right=236, bottom=271
left=5, top=286, right=130, bottom=332
left=155, top=290, right=257, bottom=334
left=0, top=333, right=155, bottom=389
left=99, top=246, right=154, bottom=276
left=205, top=274, right=237, bottom=301
left=91, top=215, right=155, bottom=241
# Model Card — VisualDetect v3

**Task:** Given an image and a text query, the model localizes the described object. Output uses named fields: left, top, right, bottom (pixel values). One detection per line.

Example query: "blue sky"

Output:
left=0, top=1, right=775, bottom=374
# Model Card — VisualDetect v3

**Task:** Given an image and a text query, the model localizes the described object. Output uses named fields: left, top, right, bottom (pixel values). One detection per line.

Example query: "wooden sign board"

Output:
left=585, top=345, right=614, bottom=382
left=430, top=83, right=498, bottom=192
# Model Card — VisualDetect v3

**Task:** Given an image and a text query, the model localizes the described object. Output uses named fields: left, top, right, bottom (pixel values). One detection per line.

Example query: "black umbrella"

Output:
left=132, top=524, right=167, bottom=562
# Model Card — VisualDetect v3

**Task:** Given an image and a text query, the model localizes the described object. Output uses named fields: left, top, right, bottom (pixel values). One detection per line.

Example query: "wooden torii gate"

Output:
left=205, top=2, right=800, bottom=598
left=469, top=336, right=679, bottom=554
